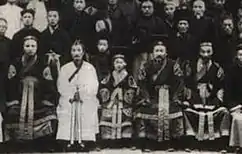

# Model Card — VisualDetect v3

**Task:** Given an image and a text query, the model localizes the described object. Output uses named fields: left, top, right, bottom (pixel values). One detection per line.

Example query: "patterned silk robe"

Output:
left=134, top=58, right=185, bottom=141
left=4, top=56, right=58, bottom=141
left=183, top=59, right=230, bottom=141
left=98, top=70, right=138, bottom=140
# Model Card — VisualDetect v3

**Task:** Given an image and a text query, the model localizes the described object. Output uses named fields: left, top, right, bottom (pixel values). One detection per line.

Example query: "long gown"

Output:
left=4, top=56, right=58, bottom=141
left=56, top=61, right=99, bottom=141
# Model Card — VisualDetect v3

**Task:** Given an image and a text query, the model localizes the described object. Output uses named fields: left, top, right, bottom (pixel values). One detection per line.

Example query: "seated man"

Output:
left=183, top=40, right=230, bottom=151
left=4, top=35, right=58, bottom=152
left=134, top=35, right=185, bottom=152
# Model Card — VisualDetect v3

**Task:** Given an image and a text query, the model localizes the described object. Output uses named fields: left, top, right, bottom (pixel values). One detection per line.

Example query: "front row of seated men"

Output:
left=2, top=34, right=242, bottom=153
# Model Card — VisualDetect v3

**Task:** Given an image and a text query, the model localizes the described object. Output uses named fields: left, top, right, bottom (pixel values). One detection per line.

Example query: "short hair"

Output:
left=21, top=9, right=35, bottom=17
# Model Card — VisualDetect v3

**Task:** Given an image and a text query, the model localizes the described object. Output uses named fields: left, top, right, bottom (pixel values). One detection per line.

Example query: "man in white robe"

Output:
left=56, top=40, right=99, bottom=151
left=0, top=0, right=22, bottom=39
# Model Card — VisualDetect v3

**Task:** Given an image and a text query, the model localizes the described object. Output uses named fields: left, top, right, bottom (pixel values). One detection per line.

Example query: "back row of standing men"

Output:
left=0, top=0, right=242, bottom=153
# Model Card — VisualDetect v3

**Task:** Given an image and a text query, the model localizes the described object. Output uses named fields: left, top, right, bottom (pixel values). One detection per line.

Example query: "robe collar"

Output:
left=112, top=69, right=128, bottom=87
left=48, top=25, right=59, bottom=35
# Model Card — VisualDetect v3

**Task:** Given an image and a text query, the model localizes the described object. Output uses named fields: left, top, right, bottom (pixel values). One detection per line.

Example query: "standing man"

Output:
left=57, top=40, right=99, bottom=152
left=40, top=7, right=72, bottom=68
left=0, top=18, right=10, bottom=150
left=0, top=0, right=22, bottom=39
left=11, top=9, right=41, bottom=61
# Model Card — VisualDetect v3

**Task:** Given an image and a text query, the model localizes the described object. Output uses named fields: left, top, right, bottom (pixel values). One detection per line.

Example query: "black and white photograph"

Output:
left=0, top=0, right=241, bottom=153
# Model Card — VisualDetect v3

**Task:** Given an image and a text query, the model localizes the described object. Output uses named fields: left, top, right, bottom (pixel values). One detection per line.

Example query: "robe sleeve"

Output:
left=57, top=66, right=71, bottom=98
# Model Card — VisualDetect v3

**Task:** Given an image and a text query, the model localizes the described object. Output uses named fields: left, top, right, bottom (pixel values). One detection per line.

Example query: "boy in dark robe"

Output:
left=91, top=35, right=111, bottom=82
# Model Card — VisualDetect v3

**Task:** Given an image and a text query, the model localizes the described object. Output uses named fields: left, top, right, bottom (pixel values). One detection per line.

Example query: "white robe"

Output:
left=27, top=0, right=48, bottom=32
left=56, top=61, right=99, bottom=141
left=0, top=3, right=22, bottom=39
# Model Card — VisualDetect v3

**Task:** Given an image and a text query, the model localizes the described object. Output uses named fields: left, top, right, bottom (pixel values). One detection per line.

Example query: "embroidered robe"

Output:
left=98, top=70, right=138, bottom=140
left=183, top=59, right=230, bottom=141
left=4, top=56, right=58, bottom=141
left=134, top=58, right=185, bottom=141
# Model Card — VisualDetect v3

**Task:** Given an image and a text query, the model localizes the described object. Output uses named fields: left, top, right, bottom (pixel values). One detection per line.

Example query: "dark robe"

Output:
left=225, top=61, right=242, bottom=147
left=168, top=32, right=199, bottom=61
left=213, top=31, right=237, bottom=71
left=39, top=26, right=72, bottom=66
left=10, top=27, right=40, bottom=60
left=91, top=51, right=111, bottom=82
left=98, top=71, right=138, bottom=140
left=134, top=58, right=185, bottom=141
left=4, top=56, right=58, bottom=141
left=183, top=59, right=230, bottom=141
left=108, top=4, right=130, bottom=46
left=0, top=36, right=10, bottom=113
left=189, top=16, right=216, bottom=42
left=131, top=14, right=167, bottom=53
left=61, top=8, right=96, bottom=49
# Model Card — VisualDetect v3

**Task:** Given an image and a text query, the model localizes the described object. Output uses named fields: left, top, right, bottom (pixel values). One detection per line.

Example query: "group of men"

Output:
left=0, top=0, right=242, bottom=153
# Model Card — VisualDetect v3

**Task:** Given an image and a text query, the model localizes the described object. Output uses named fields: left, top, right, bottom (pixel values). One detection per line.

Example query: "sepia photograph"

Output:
left=0, top=0, right=241, bottom=153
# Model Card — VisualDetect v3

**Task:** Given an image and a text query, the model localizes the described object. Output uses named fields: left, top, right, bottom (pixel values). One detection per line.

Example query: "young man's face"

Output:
left=109, top=0, right=118, bottom=5
left=177, top=20, right=189, bottom=33
left=113, top=58, right=126, bottom=72
left=0, top=20, right=7, bottom=36
left=73, top=0, right=86, bottom=11
left=192, top=0, right=205, bottom=18
left=97, top=39, right=109, bottom=53
left=24, top=39, right=38, bottom=56
left=71, top=44, right=84, bottom=62
left=153, top=44, right=167, bottom=62
left=237, top=50, right=242, bottom=63
left=141, top=1, right=154, bottom=17
left=199, top=45, right=213, bottom=61
left=22, top=13, right=34, bottom=27
left=222, top=19, right=234, bottom=35
left=47, top=11, right=59, bottom=27
left=237, top=8, right=242, bottom=19
left=164, top=4, right=176, bottom=18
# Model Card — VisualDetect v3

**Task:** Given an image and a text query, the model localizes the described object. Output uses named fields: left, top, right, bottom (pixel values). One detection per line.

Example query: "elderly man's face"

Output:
left=71, top=44, right=84, bottom=62
left=0, top=20, right=7, bottom=36
left=141, top=1, right=154, bottom=17
left=192, top=0, right=205, bottom=18
left=177, top=20, right=189, bottom=34
left=200, top=45, right=213, bottom=61
left=222, top=19, right=234, bottom=35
